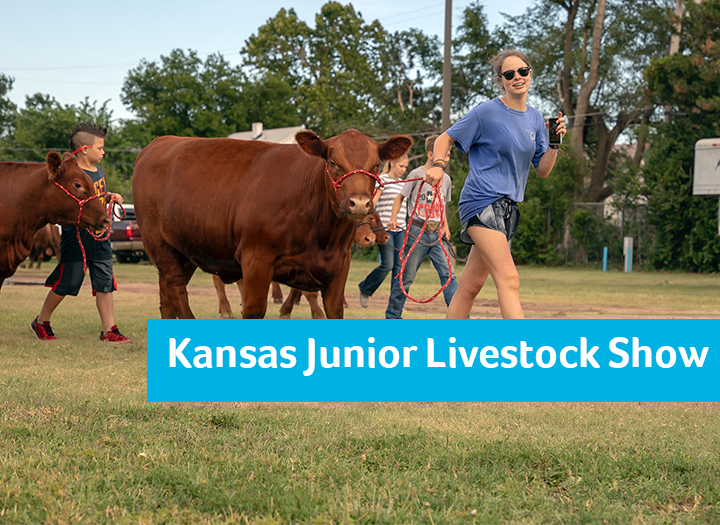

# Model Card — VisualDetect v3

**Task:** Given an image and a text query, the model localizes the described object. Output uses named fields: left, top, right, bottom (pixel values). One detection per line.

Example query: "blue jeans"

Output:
left=385, top=224, right=458, bottom=319
left=358, top=230, right=404, bottom=296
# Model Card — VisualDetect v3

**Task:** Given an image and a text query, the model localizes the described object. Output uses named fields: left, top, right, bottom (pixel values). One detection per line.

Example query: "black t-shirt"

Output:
left=59, top=166, right=113, bottom=262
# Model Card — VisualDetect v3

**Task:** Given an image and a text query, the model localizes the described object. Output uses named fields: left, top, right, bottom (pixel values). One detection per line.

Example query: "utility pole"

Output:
left=442, top=0, right=452, bottom=131
left=665, top=0, right=684, bottom=123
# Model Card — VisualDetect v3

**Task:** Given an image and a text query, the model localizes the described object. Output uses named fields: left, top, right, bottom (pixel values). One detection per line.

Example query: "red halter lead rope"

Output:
left=86, top=196, right=123, bottom=242
left=51, top=180, right=111, bottom=273
left=395, top=180, right=454, bottom=304
left=325, top=162, right=453, bottom=304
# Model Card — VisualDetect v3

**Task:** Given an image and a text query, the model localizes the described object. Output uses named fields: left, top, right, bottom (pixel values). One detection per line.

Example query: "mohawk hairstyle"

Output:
left=69, top=122, right=108, bottom=152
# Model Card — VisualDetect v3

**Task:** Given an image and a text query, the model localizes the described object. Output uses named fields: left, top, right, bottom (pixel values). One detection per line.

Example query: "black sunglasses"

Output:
left=498, top=67, right=532, bottom=81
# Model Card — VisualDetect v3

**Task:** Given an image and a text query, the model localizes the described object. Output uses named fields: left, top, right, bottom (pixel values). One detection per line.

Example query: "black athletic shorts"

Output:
left=460, top=197, right=520, bottom=245
left=45, top=259, right=117, bottom=297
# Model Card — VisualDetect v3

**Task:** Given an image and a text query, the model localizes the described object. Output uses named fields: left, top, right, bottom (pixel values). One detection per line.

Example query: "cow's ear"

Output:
left=46, top=152, right=62, bottom=180
left=379, top=135, right=413, bottom=161
left=296, top=130, right=328, bottom=159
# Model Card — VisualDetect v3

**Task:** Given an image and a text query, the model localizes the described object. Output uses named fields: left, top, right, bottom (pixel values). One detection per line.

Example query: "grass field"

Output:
left=2, top=260, right=720, bottom=523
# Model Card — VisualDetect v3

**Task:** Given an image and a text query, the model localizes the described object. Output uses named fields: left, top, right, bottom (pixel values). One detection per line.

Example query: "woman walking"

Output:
left=424, top=49, right=566, bottom=319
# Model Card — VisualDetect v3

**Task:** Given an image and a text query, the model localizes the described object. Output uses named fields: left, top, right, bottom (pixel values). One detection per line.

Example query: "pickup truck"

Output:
left=110, top=203, right=146, bottom=263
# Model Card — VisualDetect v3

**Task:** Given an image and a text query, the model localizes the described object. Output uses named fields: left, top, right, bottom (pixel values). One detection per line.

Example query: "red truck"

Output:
left=110, top=203, right=146, bottom=263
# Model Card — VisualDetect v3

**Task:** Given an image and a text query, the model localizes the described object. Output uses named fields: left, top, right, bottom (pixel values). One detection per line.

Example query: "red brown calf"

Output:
left=0, top=153, right=110, bottom=290
left=133, top=129, right=411, bottom=319
left=213, top=209, right=388, bottom=319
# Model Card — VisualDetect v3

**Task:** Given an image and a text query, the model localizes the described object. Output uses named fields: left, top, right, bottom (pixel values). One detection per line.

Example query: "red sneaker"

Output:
left=30, top=317, right=58, bottom=340
left=100, top=325, right=132, bottom=343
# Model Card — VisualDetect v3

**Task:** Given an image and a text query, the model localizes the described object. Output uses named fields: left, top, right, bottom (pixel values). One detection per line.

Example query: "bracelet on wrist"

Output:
left=432, top=161, right=446, bottom=168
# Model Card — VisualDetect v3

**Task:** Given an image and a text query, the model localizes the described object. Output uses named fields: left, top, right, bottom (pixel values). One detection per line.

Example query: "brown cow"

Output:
left=0, top=153, right=111, bottom=290
left=277, top=209, right=390, bottom=319
left=132, top=130, right=411, bottom=319
left=24, top=224, right=61, bottom=270
left=214, top=209, right=389, bottom=319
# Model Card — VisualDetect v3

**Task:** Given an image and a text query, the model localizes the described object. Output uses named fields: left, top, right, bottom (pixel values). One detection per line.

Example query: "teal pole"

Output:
left=603, top=247, right=608, bottom=272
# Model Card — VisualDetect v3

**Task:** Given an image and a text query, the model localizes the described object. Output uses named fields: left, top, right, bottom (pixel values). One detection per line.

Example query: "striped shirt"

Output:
left=375, top=173, right=407, bottom=231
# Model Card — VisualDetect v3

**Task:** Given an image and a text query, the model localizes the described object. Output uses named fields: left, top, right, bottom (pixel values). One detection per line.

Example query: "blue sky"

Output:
left=0, top=0, right=532, bottom=122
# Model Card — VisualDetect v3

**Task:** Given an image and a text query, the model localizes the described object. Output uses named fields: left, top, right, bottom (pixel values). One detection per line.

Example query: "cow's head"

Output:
left=355, top=210, right=389, bottom=247
left=296, top=129, right=412, bottom=219
left=46, top=152, right=111, bottom=232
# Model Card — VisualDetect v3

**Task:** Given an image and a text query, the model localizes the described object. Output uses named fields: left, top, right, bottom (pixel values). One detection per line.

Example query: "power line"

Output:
left=9, top=76, right=123, bottom=86
left=0, top=62, right=135, bottom=72
left=377, top=2, right=447, bottom=21
left=384, top=10, right=446, bottom=27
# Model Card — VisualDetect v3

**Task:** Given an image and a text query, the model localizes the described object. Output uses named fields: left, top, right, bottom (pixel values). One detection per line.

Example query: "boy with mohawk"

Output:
left=30, top=122, right=131, bottom=343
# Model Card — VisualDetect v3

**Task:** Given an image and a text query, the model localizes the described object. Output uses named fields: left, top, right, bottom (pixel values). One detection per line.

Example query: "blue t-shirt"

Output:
left=447, top=97, right=548, bottom=224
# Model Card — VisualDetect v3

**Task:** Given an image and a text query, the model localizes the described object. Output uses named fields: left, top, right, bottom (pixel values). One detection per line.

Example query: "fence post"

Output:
left=603, top=247, right=608, bottom=272
left=623, top=237, right=633, bottom=273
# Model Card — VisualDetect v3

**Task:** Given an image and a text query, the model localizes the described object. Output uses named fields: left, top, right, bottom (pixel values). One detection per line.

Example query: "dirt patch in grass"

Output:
left=346, top=290, right=720, bottom=319
left=9, top=275, right=719, bottom=319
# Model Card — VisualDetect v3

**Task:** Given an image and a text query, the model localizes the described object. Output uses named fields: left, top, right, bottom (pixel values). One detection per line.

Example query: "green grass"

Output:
left=517, top=267, right=720, bottom=310
left=2, top=260, right=720, bottom=523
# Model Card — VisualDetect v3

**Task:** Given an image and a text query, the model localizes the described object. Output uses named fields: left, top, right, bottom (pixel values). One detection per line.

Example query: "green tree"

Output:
left=9, top=95, right=135, bottom=196
left=503, top=0, right=674, bottom=202
left=121, top=49, right=295, bottom=138
left=450, top=2, right=508, bottom=114
left=513, top=151, right=584, bottom=265
left=243, top=2, right=448, bottom=137
left=372, top=28, right=444, bottom=134
left=0, top=73, right=16, bottom=145
left=643, top=0, right=720, bottom=272
left=10, top=95, right=112, bottom=162
left=243, top=4, right=380, bottom=135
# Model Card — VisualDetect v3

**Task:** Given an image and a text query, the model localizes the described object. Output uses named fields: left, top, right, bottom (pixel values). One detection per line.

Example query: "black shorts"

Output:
left=460, top=197, right=520, bottom=245
left=45, top=259, right=117, bottom=297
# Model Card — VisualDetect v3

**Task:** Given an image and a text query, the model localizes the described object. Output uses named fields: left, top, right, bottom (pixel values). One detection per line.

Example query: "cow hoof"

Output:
left=273, top=298, right=283, bottom=304
left=278, top=314, right=291, bottom=319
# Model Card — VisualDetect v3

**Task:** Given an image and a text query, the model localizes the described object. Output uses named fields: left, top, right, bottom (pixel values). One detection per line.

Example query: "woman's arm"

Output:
left=535, top=148, right=559, bottom=179
left=424, top=132, right=455, bottom=186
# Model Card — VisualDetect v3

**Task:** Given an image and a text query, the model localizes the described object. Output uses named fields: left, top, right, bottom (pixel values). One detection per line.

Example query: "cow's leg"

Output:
left=213, top=275, right=234, bottom=318
left=236, top=279, right=244, bottom=305
left=159, top=286, right=177, bottom=319
left=239, top=257, right=272, bottom=319
left=322, top=257, right=351, bottom=319
left=155, top=247, right=197, bottom=319
left=271, top=282, right=283, bottom=304
left=303, top=292, right=326, bottom=319
left=278, top=288, right=303, bottom=319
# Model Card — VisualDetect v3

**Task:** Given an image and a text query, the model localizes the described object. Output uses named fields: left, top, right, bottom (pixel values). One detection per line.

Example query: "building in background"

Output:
left=228, top=122, right=304, bottom=144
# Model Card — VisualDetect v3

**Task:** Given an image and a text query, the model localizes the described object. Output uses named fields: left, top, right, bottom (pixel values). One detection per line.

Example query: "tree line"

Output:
left=1, top=0, right=719, bottom=271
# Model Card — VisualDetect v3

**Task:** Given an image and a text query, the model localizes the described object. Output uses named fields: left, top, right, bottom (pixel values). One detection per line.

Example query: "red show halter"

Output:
left=51, top=180, right=110, bottom=273
left=324, top=162, right=384, bottom=203
left=71, top=145, right=93, bottom=156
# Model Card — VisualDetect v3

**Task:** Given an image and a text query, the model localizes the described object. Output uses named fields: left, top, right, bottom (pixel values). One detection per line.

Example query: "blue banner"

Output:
left=147, top=319, right=719, bottom=402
